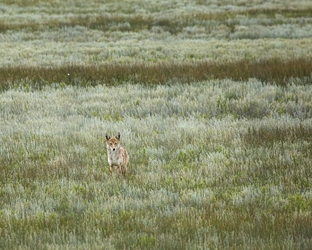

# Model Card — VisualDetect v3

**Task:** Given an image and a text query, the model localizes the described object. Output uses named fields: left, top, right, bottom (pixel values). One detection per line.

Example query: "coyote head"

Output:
left=106, top=132, right=121, bottom=152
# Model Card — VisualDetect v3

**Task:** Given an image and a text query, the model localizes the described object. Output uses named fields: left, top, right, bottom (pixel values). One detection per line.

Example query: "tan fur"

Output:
left=105, top=132, right=129, bottom=176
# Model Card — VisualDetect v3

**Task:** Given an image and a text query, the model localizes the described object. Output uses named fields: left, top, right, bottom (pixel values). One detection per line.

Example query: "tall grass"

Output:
left=1, top=0, right=312, bottom=249
left=1, top=81, right=312, bottom=249
left=1, top=57, right=312, bottom=90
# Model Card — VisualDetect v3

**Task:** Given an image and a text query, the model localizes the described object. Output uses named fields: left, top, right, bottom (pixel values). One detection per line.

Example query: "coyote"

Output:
left=105, top=132, right=129, bottom=176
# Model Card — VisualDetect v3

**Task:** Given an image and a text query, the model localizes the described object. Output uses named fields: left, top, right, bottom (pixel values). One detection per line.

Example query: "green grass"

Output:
left=1, top=0, right=312, bottom=249
left=1, top=81, right=312, bottom=249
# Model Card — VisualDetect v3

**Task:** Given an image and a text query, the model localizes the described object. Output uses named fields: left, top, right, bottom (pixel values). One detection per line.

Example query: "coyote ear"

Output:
left=105, top=133, right=111, bottom=141
left=116, top=132, right=121, bottom=140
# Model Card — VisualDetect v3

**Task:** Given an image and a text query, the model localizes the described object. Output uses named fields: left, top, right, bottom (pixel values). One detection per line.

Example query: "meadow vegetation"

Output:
left=0, top=0, right=312, bottom=249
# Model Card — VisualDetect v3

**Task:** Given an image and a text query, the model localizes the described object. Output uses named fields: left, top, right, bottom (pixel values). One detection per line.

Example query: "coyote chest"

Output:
left=106, top=132, right=129, bottom=176
left=107, top=147, right=127, bottom=166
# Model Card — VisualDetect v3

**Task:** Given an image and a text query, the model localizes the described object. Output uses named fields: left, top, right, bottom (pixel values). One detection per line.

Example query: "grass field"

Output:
left=1, top=0, right=312, bottom=249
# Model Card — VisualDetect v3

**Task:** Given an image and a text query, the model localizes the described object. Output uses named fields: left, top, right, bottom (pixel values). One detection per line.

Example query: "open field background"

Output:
left=1, top=0, right=312, bottom=249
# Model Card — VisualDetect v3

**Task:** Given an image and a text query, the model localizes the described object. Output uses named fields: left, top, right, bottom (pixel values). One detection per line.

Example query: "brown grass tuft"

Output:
left=243, top=124, right=312, bottom=147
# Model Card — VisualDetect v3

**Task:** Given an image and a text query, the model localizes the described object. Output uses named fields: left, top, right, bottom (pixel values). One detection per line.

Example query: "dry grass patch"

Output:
left=243, top=124, right=312, bottom=147
left=1, top=57, right=311, bottom=90
left=1, top=6, right=311, bottom=33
